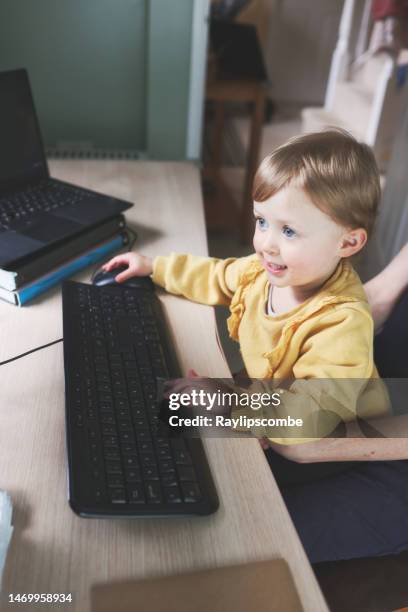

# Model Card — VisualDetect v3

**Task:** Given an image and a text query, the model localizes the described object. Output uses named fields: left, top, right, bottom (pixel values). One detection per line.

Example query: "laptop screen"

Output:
left=0, top=69, right=48, bottom=190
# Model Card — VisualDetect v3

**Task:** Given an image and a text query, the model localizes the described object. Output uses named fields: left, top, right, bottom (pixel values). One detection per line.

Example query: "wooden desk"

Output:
left=0, top=161, right=327, bottom=612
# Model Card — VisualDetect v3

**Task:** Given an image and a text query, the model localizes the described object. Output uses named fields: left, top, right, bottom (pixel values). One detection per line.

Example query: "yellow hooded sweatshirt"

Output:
left=152, top=253, right=390, bottom=444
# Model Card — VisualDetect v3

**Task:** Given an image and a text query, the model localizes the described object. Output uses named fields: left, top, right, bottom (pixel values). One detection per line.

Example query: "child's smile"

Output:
left=263, top=261, right=287, bottom=276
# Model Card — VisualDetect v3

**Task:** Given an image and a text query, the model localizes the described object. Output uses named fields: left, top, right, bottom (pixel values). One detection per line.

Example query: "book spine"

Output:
left=0, top=270, right=17, bottom=292
left=0, top=288, right=18, bottom=305
left=0, top=215, right=126, bottom=291
left=16, top=234, right=126, bottom=306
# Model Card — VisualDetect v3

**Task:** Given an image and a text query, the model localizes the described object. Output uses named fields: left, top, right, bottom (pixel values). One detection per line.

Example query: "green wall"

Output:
left=146, top=0, right=193, bottom=159
left=0, top=0, right=196, bottom=159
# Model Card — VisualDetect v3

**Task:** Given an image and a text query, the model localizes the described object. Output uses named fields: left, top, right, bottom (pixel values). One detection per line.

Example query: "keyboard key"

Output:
left=174, top=449, right=192, bottom=466
left=164, top=487, right=182, bottom=503
left=105, top=450, right=121, bottom=461
left=123, top=456, right=139, bottom=468
left=157, top=449, right=172, bottom=460
left=100, top=403, right=114, bottom=412
left=140, top=453, right=156, bottom=467
left=132, top=407, right=146, bottom=417
left=134, top=417, right=148, bottom=428
left=125, top=468, right=142, bottom=483
left=106, top=461, right=123, bottom=475
left=128, top=485, right=145, bottom=504
left=178, top=467, right=196, bottom=482
left=145, top=482, right=162, bottom=504
left=117, top=408, right=130, bottom=418
left=103, top=436, right=119, bottom=449
left=155, top=438, right=171, bottom=449
left=109, top=489, right=127, bottom=504
left=181, top=482, right=202, bottom=503
left=161, top=471, right=178, bottom=487
left=143, top=466, right=159, bottom=480
left=118, top=420, right=133, bottom=432
left=102, top=425, right=117, bottom=436
left=101, top=415, right=115, bottom=425
left=108, top=475, right=125, bottom=488
left=138, top=440, right=154, bottom=453
left=121, top=443, right=138, bottom=455
left=159, top=459, right=175, bottom=472
left=120, top=432, right=136, bottom=444
left=136, top=431, right=151, bottom=442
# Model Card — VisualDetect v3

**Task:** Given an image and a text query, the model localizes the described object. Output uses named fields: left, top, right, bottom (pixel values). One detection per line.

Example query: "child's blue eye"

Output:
left=282, top=225, right=296, bottom=238
left=256, top=217, right=268, bottom=231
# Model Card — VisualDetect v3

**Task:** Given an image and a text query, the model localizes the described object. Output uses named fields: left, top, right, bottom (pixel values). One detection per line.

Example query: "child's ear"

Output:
left=338, top=228, right=367, bottom=258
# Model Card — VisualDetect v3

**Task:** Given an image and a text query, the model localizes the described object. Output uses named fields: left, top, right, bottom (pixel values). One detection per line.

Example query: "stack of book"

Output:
left=0, top=216, right=129, bottom=306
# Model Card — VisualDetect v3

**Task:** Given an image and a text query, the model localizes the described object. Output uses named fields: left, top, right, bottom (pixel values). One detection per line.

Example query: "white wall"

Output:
left=261, top=0, right=344, bottom=105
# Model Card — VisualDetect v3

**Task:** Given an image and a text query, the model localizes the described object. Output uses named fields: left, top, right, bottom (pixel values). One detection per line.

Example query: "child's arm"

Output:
left=151, top=253, right=257, bottom=306
left=105, top=251, right=258, bottom=307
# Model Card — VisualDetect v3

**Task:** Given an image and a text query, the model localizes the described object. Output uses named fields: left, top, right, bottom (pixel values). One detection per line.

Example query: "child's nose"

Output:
left=262, top=232, right=279, bottom=254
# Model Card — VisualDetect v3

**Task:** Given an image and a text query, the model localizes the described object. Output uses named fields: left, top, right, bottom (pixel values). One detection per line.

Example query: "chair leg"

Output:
left=240, top=87, right=266, bottom=244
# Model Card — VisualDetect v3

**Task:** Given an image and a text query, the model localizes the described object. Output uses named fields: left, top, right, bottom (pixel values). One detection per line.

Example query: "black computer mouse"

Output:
left=92, top=265, right=153, bottom=289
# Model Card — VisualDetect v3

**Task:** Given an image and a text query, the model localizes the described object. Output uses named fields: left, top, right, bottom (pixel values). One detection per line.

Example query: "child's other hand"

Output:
left=102, top=252, right=153, bottom=282
left=164, top=369, right=220, bottom=400
left=163, top=369, right=233, bottom=417
left=259, top=437, right=270, bottom=450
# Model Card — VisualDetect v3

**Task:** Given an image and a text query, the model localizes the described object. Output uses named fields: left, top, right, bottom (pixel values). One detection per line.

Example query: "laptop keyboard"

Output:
left=0, top=181, right=96, bottom=230
left=62, top=279, right=219, bottom=517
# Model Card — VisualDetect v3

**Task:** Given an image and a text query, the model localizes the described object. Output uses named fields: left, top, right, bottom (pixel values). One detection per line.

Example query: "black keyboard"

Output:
left=62, top=279, right=219, bottom=517
left=0, top=180, right=96, bottom=230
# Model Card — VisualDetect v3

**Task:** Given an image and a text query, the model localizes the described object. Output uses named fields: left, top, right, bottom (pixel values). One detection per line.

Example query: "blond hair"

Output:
left=252, top=129, right=380, bottom=237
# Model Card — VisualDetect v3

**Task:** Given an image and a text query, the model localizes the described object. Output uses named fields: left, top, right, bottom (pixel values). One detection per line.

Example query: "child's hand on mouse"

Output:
left=102, top=252, right=153, bottom=283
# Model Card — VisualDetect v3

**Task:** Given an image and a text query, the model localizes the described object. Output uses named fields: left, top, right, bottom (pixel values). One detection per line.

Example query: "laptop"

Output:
left=0, top=68, right=133, bottom=268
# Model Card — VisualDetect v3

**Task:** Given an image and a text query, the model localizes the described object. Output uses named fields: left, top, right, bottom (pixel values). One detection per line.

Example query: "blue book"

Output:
left=0, top=233, right=127, bottom=306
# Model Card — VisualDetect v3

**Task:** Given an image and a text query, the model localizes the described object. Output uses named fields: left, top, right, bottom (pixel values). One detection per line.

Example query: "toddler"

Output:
left=103, top=129, right=389, bottom=443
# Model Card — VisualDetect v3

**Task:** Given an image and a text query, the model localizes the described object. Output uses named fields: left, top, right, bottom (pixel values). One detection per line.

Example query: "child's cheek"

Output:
left=283, top=248, right=306, bottom=269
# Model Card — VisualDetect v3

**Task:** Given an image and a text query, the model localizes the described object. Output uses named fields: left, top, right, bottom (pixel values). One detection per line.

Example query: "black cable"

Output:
left=126, top=225, right=137, bottom=250
left=1, top=229, right=136, bottom=366
left=0, top=338, right=63, bottom=366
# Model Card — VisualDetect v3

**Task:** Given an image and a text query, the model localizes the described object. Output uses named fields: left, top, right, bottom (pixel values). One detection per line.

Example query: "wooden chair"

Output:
left=203, top=77, right=266, bottom=244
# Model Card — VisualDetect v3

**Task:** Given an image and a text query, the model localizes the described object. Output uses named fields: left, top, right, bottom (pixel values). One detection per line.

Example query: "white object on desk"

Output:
left=0, top=492, right=13, bottom=589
